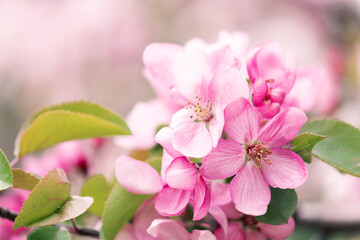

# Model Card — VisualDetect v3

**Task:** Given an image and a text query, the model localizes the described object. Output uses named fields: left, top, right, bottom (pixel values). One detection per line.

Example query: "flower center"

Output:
left=262, top=79, right=285, bottom=105
left=248, top=141, right=272, bottom=169
left=241, top=214, right=259, bottom=227
left=186, top=96, right=213, bottom=122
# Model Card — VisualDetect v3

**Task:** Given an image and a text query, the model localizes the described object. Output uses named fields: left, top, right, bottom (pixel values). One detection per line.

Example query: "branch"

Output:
left=0, top=206, right=99, bottom=239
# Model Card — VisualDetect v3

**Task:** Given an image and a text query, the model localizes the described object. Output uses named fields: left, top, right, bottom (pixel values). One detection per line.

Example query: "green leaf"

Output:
left=80, top=175, right=111, bottom=216
left=28, top=226, right=71, bottom=240
left=101, top=158, right=161, bottom=240
left=14, top=168, right=71, bottom=229
left=101, top=183, right=152, bottom=240
left=12, top=168, right=41, bottom=191
left=255, top=187, right=298, bottom=225
left=290, top=132, right=327, bottom=163
left=27, top=196, right=93, bottom=228
left=15, top=101, right=131, bottom=158
left=0, top=149, right=12, bottom=191
left=299, top=119, right=360, bottom=177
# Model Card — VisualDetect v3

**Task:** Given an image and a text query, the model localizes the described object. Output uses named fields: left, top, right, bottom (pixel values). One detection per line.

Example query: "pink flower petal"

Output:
left=172, top=50, right=214, bottom=103
left=224, top=98, right=260, bottom=145
left=191, top=230, right=216, bottom=240
left=115, top=156, right=162, bottom=194
left=245, top=230, right=267, bottom=240
left=252, top=81, right=268, bottom=106
left=201, top=139, right=244, bottom=179
left=115, top=223, right=137, bottom=240
left=147, top=219, right=189, bottom=240
left=193, top=177, right=211, bottom=221
left=257, top=107, right=307, bottom=148
left=115, top=99, right=172, bottom=150
left=143, top=43, right=183, bottom=89
left=165, top=157, right=197, bottom=191
left=155, top=127, right=182, bottom=158
left=160, top=151, right=174, bottom=183
left=261, top=149, right=308, bottom=189
left=258, top=217, right=295, bottom=240
left=211, top=182, right=231, bottom=205
left=209, top=204, right=228, bottom=237
left=256, top=102, right=281, bottom=119
left=171, top=121, right=213, bottom=158
left=230, top=165, right=271, bottom=216
left=209, top=68, right=249, bottom=107
left=155, top=186, right=191, bottom=216
left=214, top=222, right=245, bottom=240
left=133, top=198, right=165, bottom=240
left=208, top=106, right=225, bottom=148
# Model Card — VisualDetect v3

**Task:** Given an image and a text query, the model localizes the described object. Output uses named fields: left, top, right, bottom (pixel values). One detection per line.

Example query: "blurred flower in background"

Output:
left=0, top=0, right=360, bottom=239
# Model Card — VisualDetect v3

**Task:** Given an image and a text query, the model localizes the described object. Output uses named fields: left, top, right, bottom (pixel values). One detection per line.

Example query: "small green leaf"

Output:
left=12, top=168, right=41, bottom=191
left=101, top=158, right=161, bottom=240
left=299, top=119, right=360, bottom=177
left=290, top=132, right=327, bottom=163
left=101, top=183, right=152, bottom=240
left=15, top=101, right=131, bottom=158
left=255, top=187, right=298, bottom=225
left=80, top=175, right=111, bottom=216
left=0, top=149, right=12, bottom=191
left=28, top=226, right=71, bottom=240
left=27, top=196, right=93, bottom=228
left=14, top=168, right=71, bottom=229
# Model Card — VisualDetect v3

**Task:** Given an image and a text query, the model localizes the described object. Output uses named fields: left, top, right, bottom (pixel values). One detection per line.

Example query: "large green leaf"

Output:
left=290, top=132, right=327, bottom=163
left=0, top=149, right=12, bottom=191
left=101, top=158, right=161, bottom=240
left=14, top=168, right=71, bottom=229
left=12, top=168, right=41, bottom=191
left=15, top=101, right=131, bottom=158
left=80, top=174, right=112, bottom=216
left=299, top=119, right=360, bottom=176
left=255, top=188, right=298, bottom=225
left=27, top=226, right=71, bottom=240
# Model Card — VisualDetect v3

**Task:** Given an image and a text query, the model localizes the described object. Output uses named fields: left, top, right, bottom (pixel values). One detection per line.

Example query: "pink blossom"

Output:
left=247, top=42, right=296, bottom=119
left=201, top=98, right=308, bottom=215
left=115, top=155, right=210, bottom=220
left=147, top=219, right=216, bottom=240
left=215, top=217, right=295, bottom=240
left=169, top=49, right=249, bottom=157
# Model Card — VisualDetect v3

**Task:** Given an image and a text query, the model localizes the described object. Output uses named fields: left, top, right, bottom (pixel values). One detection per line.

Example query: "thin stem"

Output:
left=10, top=157, right=20, bottom=168
left=0, top=206, right=99, bottom=239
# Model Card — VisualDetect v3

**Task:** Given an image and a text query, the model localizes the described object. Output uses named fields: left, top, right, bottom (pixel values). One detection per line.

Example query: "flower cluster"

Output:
left=115, top=31, right=313, bottom=239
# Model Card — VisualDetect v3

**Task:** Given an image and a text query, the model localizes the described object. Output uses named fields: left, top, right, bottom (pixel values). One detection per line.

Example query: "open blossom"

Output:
left=247, top=42, right=296, bottom=119
left=201, top=98, right=308, bottom=215
left=169, top=49, right=249, bottom=158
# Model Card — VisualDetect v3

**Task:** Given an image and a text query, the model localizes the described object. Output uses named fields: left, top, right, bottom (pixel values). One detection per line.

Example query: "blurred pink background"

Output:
left=1, top=0, right=360, bottom=239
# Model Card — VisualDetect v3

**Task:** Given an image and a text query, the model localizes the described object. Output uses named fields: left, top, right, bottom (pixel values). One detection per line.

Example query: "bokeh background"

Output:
left=1, top=0, right=360, bottom=239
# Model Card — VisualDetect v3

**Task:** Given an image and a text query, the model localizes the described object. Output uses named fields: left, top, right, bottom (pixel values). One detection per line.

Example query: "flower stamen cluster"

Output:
left=248, top=141, right=272, bottom=169
left=186, top=97, right=213, bottom=122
